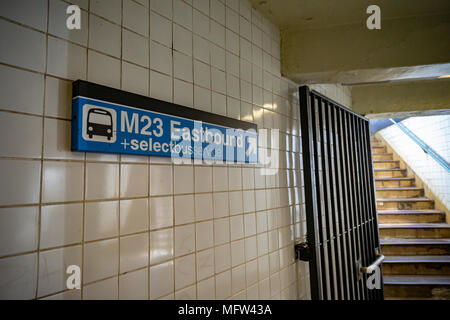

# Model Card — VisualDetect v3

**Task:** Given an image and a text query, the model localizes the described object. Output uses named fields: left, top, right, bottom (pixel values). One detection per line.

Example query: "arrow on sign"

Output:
left=246, top=137, right=257, bottom=157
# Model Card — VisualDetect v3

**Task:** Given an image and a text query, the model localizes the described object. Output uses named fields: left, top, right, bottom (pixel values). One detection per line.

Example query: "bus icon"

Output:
left=87, top=108, right=113, bottom=140
left=82, top=105, right=116, bottom=143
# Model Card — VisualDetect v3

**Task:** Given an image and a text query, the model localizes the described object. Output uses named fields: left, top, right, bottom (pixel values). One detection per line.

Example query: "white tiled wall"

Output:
left=379, top=115, right=450, bottom=212
left=0, top=0, right=352, bottom=300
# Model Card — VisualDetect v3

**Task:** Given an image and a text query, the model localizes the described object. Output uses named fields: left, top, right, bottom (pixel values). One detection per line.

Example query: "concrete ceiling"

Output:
left=250, top=0, right=450, bottom=31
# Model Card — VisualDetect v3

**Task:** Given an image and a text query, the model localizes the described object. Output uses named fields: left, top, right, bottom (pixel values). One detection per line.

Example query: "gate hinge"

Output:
left=295, top=242, right=310, bottom=261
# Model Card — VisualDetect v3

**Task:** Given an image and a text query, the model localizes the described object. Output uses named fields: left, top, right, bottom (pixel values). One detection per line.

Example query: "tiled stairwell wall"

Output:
left=0, top=0, right=352, bottom=299
left=378, top=115, right=450, bottom=218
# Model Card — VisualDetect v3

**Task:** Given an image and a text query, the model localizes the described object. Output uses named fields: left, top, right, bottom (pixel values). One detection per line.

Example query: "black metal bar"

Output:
left=338, top=109, right=356, bottom=299
left=331, top=106, right=350, bottom=300
left=365, top=122, right=385, bottom=300
left=310, top=96, right=329, bottom=299
left=343, top=111, right=362, bottom=299
left=299, top=86, right=323, bottom=300
left=317, top=98, right=337, bottom=299
left=324, top=102, right=343, bottom=300
left=351, top=115, right=369, bottom=300
left=357, top=118, right=375, bottom=300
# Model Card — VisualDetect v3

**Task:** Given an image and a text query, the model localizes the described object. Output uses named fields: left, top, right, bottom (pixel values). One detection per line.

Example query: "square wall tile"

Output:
left=197, top=277, right=215, bottom=300
left=215, top=270, right=231, bottom=299
left=122, top=62, right=149, bottom=96
left=37, top=245, right=82, bottom=297
left=150, top=0, right=172, bottom=19
left=0, top=206, right=38, bottom=256
left=87, top=50, right=120, bottom=89
left=150, top=196, right=173, bottom=229
left=196, top=248, right=214, bottom=280
left=150, top=40, right=172, bottom=76
left=42, top=161, right=83, bottom=203
left=119, top=268, right=148, bottom=300
left=174, top=195, right=195, bottom=225
left=47, top=36, right=86, bottom=81
left=49, top=0, right=87, bottom=46
left=174, top=166, right=194, bottom=194
left=196, top=220, right=213, bottom=251
left=194, top=166, right=212, bottom=193
left=83, top=277, right=118, bottom=300
left=214, top=217, right=230, bottom=245
left=86, top=162, right=119, bottom=200
left=215, top=244, right=231, bottom=273
left=213, top=192, right=229, bottom=218
left=0, top=65, right=44, bottom=115
left=150, top=165, right=173, bottom=196
left=123, top=0, right=149, bottom=36
left=120, top=198, right=149, bottom=235
left=150, top=228, right=173, bottom=264
left=150, top=261, right=174, bottom=299
left=0, top=0, right=48, bottom=31
left=175, top=253, right=196, bottom=290
left=122, top=29, right=149, bottom=67
left=194, top=193, right=213, bottom=221
left=120, top=233, right=149, bottom=273
left=173, top=24, right=192, bottom=56
left=174, top=224, right=195, bottom=256
left=40, top=203, right=83, bottom=249
left=150, top=12, right=172, bottom=47
left=173, top=0, right=192, bottom=30
left=150, top=70, right=173, bottom=102
left=91, top=0, right=122, bottom=24
left=0, top=112, right=42, bottom=158
left=83, top=238, right=119, bottom=283
left=120, top=164, right=149, bottom=198
left=0, top=19, right=45, bottom=72
left=89, top=14, right=121, bottom=57
left=174, top=79, right=193, bottom=108
left=0, top=253, right=37, bottom=299
left=85, top=201, right=119, bottom=241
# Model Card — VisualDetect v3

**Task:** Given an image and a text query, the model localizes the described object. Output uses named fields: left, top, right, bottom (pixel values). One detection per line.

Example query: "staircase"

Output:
left=371, top=135, right=450, bottom=299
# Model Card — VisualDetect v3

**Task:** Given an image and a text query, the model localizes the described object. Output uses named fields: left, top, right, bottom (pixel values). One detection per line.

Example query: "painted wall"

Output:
left=0, top=0, right=352, bottom=300
left=378, top=115, right=450, bottom=214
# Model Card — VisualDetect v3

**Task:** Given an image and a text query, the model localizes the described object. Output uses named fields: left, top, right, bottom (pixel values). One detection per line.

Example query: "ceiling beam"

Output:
left=351, top=78, right=450, bottom=117
left=281, top=14, right=450, bottom=84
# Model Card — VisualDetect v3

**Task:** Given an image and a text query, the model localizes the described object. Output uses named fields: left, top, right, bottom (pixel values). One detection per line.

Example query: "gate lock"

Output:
left=295, top=242, right=310, bottom=261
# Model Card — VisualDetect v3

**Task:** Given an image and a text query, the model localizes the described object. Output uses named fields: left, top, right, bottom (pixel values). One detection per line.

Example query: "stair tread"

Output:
left=376, top=187, right=423, bottom=191
left=381, top=238, right=450, bottom=245
left=378, top=209, right=443, bottom=214
left=383, top=275, right=450, bottom=285
left=373, top=160, right=398, bottom=162
left=384, top=255, right=450, bottom=263
left=374, top=168, right=405, bottom=171
left=379, top=223, right=450, bottom=229
left=376, top=177, right=414, bottom=181
left=377, top=197, right=433, bottom=202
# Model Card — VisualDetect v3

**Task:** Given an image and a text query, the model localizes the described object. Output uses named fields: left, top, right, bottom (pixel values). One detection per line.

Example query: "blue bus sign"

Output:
left=71, top=81, right=258, bottom=163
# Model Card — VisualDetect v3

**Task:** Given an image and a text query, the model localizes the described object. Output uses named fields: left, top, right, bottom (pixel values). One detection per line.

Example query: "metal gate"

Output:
left=298, top=86, right=384, bottom=300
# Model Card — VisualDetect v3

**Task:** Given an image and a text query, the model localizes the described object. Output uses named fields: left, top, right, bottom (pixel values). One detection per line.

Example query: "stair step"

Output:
left=375, top=177, right=415, bottom=187
left=383, top=255, right=450, bottom=275
left=378, top=209, right=444, bottom=223
left=373, top=160, right=400, bottom=169
left=379, top=223, right=450, bottom=239
left=372, top=146, right=386, bottom=152
left=376, top=187, right=424, bottom=199
left=373, top=153, right=393, bottom=160
left=374, top=168, right=406, bottom=178
left=384, top=275, right=450, bottom=298
left=377, top=197, right=434, bottom=210
left=381, top=238, right=450, bottom=256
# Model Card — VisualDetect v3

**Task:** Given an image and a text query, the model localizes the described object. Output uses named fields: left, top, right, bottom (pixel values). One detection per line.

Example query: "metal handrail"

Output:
left=389, top=118, right=450, bottom=172
left=360, top=253, right=385, bottom=274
